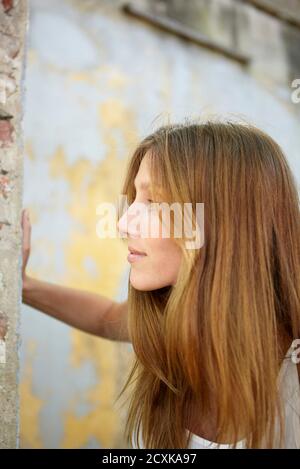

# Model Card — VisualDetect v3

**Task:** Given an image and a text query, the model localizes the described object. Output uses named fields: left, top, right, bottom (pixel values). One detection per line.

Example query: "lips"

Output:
left=128, top=246, right=147, bottom=256
left=127, top=247, right=147, bottom=264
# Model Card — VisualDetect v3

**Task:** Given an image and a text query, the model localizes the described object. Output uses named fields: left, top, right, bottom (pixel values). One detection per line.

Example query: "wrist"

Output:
left=22, top=275, right=34, bottom=296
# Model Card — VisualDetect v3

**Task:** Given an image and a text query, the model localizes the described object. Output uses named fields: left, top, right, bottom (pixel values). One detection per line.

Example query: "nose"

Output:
left=117, top=210, right=128, bottom=237
left=117, top=206, right=139, bottom=238
left=117, top=202, right=144, bottom=238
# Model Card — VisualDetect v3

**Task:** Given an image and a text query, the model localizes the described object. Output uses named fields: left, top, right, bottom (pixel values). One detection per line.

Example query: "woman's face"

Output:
left=117, top=152, right=182, bottom=291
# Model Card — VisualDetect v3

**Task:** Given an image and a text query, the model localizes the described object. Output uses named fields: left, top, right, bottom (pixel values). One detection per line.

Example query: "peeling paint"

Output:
left=45, top=92, right=139, bottom=447
left=0, top=108, right=13, bottom=120
left=1, top=0, right=14, bottom=14
left=0, top=312, right=8, bottom=365
left=0, top=174, right=13, bottom=197
left=0, top=75, right=16, bottom=105
left=0, top=341, right=6, bottom=364
left=0, top=120, right=13, bottom=147
left=0, top=311, right=8, bottom=340
left=21, top=90, right=137, bottom=446
left=61, top=333, right=120, bottom=448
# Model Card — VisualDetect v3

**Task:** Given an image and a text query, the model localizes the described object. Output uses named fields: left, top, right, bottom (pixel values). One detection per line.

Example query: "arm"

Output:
left=22, top=277, right=130, bottom=343
left=21, top=209, right=130, bottom=343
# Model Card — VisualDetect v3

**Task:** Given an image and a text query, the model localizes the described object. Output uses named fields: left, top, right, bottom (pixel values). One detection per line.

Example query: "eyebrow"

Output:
left=133, top=178, right=163, bottom=196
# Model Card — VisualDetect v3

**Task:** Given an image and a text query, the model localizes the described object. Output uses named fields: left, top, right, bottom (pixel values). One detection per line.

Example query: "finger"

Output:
left=21, top=208, right=28, bottom=229
left=22, top=210, right=31, bottom=251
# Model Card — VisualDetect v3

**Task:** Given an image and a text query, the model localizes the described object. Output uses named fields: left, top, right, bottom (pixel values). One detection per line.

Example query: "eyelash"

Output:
left=132, top=191, right=156, bottom=204
left=133, top=193, right=154, bottom=203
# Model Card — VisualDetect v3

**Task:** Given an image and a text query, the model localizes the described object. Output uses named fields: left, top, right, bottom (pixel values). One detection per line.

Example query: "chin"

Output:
left=129, top=279, right=155, bottom=291
left=130, top=272, right=173, bottom=291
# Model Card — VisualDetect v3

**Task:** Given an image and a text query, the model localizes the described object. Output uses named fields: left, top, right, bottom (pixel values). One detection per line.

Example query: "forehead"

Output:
left=133, top=151, right=163, bottom=194
left=134, top=152, right=152, bottom=188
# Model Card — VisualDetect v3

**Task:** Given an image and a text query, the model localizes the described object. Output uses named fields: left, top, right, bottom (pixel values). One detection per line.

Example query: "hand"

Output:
left=21, top=208, right=31, bottom=287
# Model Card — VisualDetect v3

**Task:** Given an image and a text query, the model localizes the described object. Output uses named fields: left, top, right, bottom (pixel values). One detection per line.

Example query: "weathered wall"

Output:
left=0, top=0, right=28, bottom=449
left=20, top=0, right=300, bottom=448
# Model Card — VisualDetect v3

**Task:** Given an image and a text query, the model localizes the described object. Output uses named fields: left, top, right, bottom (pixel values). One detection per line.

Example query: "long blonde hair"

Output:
left=115, top=120, right=300, bottom=448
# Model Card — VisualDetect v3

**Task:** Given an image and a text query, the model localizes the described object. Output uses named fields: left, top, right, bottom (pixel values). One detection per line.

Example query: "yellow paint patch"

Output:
left=67, top=72, right=99, bottom=86
left=25, top=139, right=35, bottom=161
left=27, top=49, right=38, bottom=65
left=107, top=69, right=129, bottom=90
left=66, top=65, right=129, bottom=91
left=48, top=98, right=137, bottom=447
left=62, top=333, right=120, bottom=448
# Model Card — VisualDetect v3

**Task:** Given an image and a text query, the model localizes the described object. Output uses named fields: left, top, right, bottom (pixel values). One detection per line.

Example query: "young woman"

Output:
left=22, top=120, right=300, bottom=449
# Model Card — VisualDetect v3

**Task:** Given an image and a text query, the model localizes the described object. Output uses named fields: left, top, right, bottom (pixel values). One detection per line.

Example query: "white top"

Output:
left=131, top=342, right=300, bottom=449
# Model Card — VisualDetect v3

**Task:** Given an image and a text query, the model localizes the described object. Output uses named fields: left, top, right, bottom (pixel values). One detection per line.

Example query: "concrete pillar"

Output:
left=0, top=0, right=28, bottom=449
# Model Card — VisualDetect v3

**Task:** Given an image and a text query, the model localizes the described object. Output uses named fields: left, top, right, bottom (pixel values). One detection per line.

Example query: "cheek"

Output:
left=130, top=239, right=182, bottom=291
left=141, top=211, right=181, bottom=263
left=140, top=206, right=175, bottom=240
left=147, top=238, right=182, bottom=272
